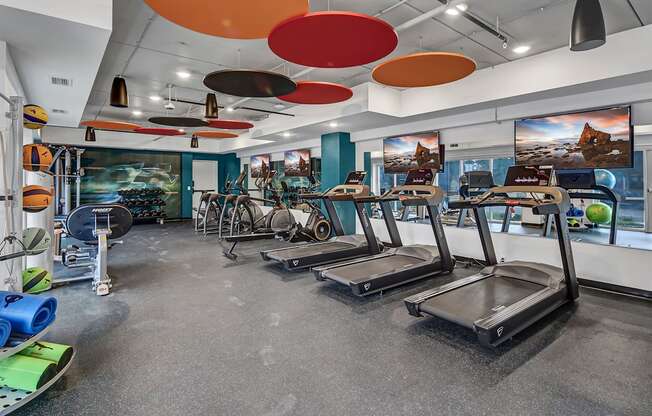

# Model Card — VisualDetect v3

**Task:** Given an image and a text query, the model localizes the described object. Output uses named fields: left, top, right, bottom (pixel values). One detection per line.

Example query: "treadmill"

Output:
left=313, top=169, right=455, bottom=296
left=404, top=166, right=580, bottom=347
left=260, top=171, right=383, bottom=271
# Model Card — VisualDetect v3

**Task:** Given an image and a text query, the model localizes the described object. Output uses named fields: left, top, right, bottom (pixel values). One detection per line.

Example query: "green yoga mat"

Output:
left=0, top=355, right=57, bottom=391
left=18, top=342, right=73, bottom=371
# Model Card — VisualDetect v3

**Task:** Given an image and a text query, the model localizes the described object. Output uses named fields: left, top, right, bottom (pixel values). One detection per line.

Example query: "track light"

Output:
left=205, top=93, right=219, bottom=118
left=445, top=8, right=460, bottom=16
left=110, top=76, right=128, bottom=108
left=84, top=127, right=96, bottom=142
left=570, top=0, right=606, bottom=51
left=176, top=71, right=191, bottom=79
left=191, top=135, right=199, bottom=148
left=456, top=4, right=468, bottom=12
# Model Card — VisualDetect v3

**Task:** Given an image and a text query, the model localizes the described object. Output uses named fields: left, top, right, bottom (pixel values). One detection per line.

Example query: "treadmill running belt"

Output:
left=326, top=255, right=422, bottom=284
left=272, top=241, right=356, bottom=259
left=419, top=276, right=544, bottom=329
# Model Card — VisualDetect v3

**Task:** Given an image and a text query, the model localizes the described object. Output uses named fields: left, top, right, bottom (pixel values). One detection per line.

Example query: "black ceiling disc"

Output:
left=148, top=117, right=208, bottom=127
left=203, top=69, right=297, bottom=98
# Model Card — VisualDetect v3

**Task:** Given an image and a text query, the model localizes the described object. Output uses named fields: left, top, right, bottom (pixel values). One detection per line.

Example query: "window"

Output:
left=463, top=159, right=490, bottom=172
left=605, top=150, right=645, bottom=229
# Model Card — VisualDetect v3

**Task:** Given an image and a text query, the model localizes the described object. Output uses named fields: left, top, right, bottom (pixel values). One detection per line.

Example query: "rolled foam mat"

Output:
left=0, top=292, right=57, bottom=335
left=0, top=355, right=57, bottom=391
left=18, top=342, right=73, bottom=372
left=0, top=319, right=10, bottom=347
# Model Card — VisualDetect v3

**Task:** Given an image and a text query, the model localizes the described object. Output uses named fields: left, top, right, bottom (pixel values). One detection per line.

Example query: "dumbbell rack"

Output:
left=0, top=322, right=75, bottom=415
left=118, top=188, right=167, bottom=224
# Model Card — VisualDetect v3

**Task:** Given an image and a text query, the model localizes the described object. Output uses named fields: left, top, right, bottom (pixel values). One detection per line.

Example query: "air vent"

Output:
left=50, top=76, right=72, bottom=87
left=450, top=143, right=459, bottom=148
left=51, top=108, right=67, bottom=114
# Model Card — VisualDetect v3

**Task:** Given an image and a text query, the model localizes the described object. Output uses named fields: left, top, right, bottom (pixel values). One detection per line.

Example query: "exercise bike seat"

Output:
left=66, top=204, right=133, bottom=243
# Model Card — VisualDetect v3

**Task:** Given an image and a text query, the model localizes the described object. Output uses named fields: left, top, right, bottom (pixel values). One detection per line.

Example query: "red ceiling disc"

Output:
left=207, top=119, right=254, bottom=130
left=194, top=131, right=239, bottom=139
left=278, top=81, right=353, bottom=104
left=268, top=12, right=398, bottom=68
left=80, top=120, right=141, bottom=131
left=134, top=128, right=184, bottom=136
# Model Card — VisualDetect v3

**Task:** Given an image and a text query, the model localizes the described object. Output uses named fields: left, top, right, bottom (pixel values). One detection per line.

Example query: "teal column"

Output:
left=321, top=132, right=356, bottom=234
left=181, top=153, right=194, bottom=218
left=363, top=151, right=372, bottom=216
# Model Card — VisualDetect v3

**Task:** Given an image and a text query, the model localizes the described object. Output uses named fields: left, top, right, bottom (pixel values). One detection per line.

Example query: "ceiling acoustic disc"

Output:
left=194, top=131, right=239, bottom=139
left=268, top=12, right=398, bottom=68
left=203, top=70, right=296, bottom=98
left=279, top=81, right=353, bottom=104
left=148, top=117, right=209, bottom=127
left=134, top=128, right=184, bottom=136
left=80, top=120, right=142, bottom=131
left=372, top=52, right=477, bottom=88
left=143, top=0, right=308, bottom=39
left=206, top=119, right=254, bottom=130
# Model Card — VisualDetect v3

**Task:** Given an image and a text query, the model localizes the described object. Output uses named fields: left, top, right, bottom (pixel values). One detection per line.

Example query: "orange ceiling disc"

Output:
left=144, top=0, right=309, bottom=39
left=80, top=120, right=142, bottom=131
left=194, top=131, right=239, bottom=139
left=372, top=52, right=476, bottom=88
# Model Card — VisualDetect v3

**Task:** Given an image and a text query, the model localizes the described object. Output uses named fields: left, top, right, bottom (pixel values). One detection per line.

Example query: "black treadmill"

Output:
left=260, top=171, right=383, bottom=271
left=405, top=166, right=580, bottom=347
left=313, top=169, right=455, bottom=296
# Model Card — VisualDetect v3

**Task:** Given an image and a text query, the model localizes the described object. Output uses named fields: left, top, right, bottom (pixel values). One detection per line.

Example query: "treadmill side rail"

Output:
left=474, top=286, right=569, bottom=347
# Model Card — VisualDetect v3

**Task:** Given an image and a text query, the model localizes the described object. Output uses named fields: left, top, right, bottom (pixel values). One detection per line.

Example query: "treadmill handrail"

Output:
left=451, top=186, right=570, bottom=212
left=324, top=184, right=370, bottom=201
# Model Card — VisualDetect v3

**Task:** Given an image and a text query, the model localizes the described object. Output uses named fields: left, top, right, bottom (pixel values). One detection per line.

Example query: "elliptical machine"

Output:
left=284, top=175, right=331, bottom=243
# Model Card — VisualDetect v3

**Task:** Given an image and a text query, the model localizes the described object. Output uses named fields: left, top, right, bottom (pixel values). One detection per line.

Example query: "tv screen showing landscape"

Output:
left=383, top=131, right=441, bottom=173
left=250, top=154, right=270, bottom=178
left=284, top=149, right=311, bottom=177
left=515, top=107, right=632, bottom=169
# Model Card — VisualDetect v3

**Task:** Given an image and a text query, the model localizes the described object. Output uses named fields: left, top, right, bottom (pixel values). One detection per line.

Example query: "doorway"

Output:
left=192, top=159, right=218, bottom=213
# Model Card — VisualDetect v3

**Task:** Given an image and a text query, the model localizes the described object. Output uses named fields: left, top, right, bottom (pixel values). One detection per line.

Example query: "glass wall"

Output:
left=603, top=150, right=645, bottom=230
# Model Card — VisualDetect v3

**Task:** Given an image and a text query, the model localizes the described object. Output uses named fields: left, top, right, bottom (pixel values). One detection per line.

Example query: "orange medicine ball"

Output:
left=23, top=185, right=52, bottom=213
left=23, top=144, right=53, bottom=172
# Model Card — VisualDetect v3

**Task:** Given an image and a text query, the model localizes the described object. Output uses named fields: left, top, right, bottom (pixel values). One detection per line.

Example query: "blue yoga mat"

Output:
left=0, top=318, right=11, bottom=347
left=0, top=292, right=57, bottom=335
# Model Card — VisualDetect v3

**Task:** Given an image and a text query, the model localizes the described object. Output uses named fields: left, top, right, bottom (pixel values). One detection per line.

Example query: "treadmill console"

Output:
left=504, top=166, right=553, bottom=187
left=404, top=168, right=434, bottom=185
left=556, top=169, right=596, bottom=189
left=344, top=171, right=367, bottom=185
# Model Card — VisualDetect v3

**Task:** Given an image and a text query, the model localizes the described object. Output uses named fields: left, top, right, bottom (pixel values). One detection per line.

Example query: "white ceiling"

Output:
left=82, top=0, right=649, bottom=135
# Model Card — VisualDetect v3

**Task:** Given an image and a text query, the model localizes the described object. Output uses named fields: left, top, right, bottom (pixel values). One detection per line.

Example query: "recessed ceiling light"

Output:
left=132, top=110, right=143, bottom=116
left=456, top=3, right=468, bottom=12
left=149, top=95, right=162, bottom=102
left=274, top=104, right=285, bottom=110
left=226, top=107, right=235, bottom=112
left=329, top=122, right=338, bottom=128
left=179, top=129, right=185, bottom=133
left=445, top=8, right=460, bottom=16
left=513, top=45, right=531, bottom=54
left=176, top=71, right=191, bottom=79
left=282, top=132, right=291, bottom=138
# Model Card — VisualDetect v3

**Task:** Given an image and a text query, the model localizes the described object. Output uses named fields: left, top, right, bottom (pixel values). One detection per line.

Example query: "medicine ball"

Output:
left=23, top=104, right=48, bottom=130
left=23, top=144, right=53, bottom=172
left=22, top=267, right=52, bottom=294
left=23, top=185, right=52, bottom=213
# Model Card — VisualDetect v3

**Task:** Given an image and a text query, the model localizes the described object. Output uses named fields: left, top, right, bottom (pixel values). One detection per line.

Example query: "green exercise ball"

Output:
left=586, top=202, right=612, bottom=225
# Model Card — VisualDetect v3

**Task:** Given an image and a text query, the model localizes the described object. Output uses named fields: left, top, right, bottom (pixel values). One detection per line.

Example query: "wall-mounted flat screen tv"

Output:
left=250, top=154, right=270, bottom=178
left=515, top=106, right=633, bottom=169
left=383, top=131, right=441, bottom=173
left=284, top=149, right=311, bottom=177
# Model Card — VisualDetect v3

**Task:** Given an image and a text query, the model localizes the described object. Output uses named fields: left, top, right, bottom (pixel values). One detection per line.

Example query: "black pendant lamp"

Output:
left=191, top=135, right=199, bottom=149
left=205, top=93, right=219, bottom=119
left=110, top=76, right=129, bottom=107
left=84, top=127, right=96, bottom=142
left=570, top=0, right=606, bottom=51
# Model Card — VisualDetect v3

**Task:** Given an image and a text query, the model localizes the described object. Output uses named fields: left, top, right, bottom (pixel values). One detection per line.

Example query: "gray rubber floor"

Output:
left=16, top=223, right=652, bottom=416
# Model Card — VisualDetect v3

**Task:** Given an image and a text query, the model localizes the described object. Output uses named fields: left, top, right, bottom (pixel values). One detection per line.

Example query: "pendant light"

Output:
left=570, top=0, right=606, bottom=51
left=191, top=135, right=199, bottom=149
left=205, top=93, right=219, bottom=118
left=84, top=127, right=96, bottom=142
left=110, top=76, right=129, bottom=107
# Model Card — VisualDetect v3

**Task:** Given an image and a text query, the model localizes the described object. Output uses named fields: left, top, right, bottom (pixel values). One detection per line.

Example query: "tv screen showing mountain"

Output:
left=250, top=154, right=270, bottom=178
left=284, top=149, right=311, bottom=177
left=515, top=107, right=633, bottom=169
left=383, top=131, right=441, bottom=173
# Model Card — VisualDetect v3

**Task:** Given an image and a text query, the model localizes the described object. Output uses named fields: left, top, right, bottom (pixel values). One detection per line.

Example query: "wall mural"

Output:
left=284, top=149, right=311, bottom=177
left=250, top=154, right=270, bottom=178
left=383, top=131, right=441, bottom=173
left=80, top=148, right=181, bottom=218
left=515, top=106, right=633, bottom=169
